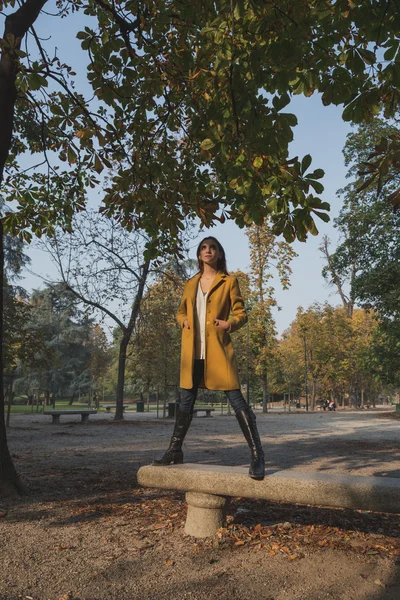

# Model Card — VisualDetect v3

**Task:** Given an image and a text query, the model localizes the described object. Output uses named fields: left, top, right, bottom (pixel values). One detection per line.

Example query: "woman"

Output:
left=153, top=236, right=265, bottom=480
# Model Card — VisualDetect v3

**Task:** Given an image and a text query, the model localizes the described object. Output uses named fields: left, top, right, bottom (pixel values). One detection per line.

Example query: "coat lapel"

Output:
left=186, top=271, right=226, bottom=303
left=208, top=271, right=227, bottom=297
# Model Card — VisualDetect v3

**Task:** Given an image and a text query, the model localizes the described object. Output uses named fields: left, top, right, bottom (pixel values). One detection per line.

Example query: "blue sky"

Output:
left=5, top=7, right=353, bottom=334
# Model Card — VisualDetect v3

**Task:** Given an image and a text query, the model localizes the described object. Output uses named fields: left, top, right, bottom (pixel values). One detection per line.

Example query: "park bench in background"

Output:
left=43, top=410, right=97, bottom=424
left=138, top=463, right=400, bottom=538
left=100, top=404, right=128, bottom=413
left=192, top=408, right=215, bottom=417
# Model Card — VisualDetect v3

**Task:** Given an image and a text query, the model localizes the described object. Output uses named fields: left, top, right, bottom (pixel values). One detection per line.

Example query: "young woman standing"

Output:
left=153, top=237, right=265, bottom=480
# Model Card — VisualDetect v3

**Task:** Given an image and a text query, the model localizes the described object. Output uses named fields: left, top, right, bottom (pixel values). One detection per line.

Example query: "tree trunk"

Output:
left=6, top=371, right=14, bottom=427
left=114, top=259, right=151, bottom=420
left=0, top=0, right=48, bottom=181
left=311, top=378, right=317, bottom=411
left=320, top=236, right=354, bottom=317
left=261, top=370, right=268, bottom=413
left=115, top=332, right=128, bottom=420
left=0, top=0, right=47, bottom=496
left=0, top=223, right=26, bottom=495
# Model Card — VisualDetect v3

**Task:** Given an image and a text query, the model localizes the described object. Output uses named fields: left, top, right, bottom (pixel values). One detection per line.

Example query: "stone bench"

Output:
left=192, top=408, right=215, bottom=417
left=100, top=404, right=128, bottom=413
left=43, top=410, right=97, bottom=424
left=137, top=463, right=400, bottom=538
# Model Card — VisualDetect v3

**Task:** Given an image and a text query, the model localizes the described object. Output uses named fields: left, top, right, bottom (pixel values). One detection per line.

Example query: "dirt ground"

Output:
left=0, top=409, right=399, bottom=600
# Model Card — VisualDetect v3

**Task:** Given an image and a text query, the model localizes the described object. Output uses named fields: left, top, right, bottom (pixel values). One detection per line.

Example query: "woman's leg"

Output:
left=153, top=361, right=203, bottom=465
left=225, top=390, right=265, bottom=480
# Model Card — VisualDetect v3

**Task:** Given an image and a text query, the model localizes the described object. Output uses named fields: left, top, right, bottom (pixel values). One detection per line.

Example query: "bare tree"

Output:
left=42, top=211, right=153, bottom=420
left=320, top=235, right=355, bottom=318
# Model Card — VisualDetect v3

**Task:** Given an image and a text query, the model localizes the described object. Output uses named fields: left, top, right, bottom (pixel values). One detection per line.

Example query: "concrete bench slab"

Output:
left=192, top=408, right=215, bottom=417
left=43, top=410, right=97, bottom=424
left=100, top=405, right=127, bottom=413
left=137, top=463, right=400, bottom=538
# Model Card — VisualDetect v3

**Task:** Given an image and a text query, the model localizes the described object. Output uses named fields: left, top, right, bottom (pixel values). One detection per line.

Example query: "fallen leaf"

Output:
left=271, top=543, right=280, bottom=550
left=374, top=579, right=385, bottom=588
left=166, top=559, right=175, bottom=567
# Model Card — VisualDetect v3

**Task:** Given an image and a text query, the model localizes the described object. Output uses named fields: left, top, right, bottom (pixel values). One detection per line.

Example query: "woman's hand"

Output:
left=214, top=318, right=231, bottom=331
left=183, top=319, right=190, bottom=329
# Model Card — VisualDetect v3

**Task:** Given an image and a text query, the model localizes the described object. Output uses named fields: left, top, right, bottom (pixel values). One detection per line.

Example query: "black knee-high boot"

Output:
left=152, top=411, right=193, bottom=465
left=235, top=407, right=265, bottom=480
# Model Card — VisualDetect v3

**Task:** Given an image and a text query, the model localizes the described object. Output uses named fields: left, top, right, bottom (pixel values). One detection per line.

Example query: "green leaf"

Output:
left=67, top=146, right=77, bottom=165
left=313, top=210, right=330, bottom=223
left=201, top=138, right=215, bottom=151
left=94, top=154, right=104, bottom=174
left=27, top=72, right=48, bottom=91
left=253, top=157, right=263, bottom=168
left=309, top=180, right=324, bottom=194
left=301, top=154, right=312, bottom=175
left=384, top=41, right=400, bottom=62
left=272, top=93, right=290, bottom=112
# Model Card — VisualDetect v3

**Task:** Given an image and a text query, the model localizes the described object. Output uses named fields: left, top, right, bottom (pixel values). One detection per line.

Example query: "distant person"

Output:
left=153, top=237, right=265, bottom=480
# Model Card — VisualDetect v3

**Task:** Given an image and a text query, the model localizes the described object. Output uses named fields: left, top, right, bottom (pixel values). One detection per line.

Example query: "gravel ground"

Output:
left=0, top=409, right=399, bottom=600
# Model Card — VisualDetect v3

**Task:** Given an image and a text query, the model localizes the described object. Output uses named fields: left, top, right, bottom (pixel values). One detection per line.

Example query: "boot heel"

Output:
left=153, top=448, right=184, bottom=466
left=152, top=412, right=192, bottom=466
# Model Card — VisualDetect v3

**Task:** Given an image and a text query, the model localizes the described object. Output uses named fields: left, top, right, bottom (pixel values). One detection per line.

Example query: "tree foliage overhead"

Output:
left=2, top=0, right=400, bottom=253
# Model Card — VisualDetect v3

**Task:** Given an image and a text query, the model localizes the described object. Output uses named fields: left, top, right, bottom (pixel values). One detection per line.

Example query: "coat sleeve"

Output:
left=227, top=277, right=247, bottom=333
left=176, top=281, right=188, bottom=327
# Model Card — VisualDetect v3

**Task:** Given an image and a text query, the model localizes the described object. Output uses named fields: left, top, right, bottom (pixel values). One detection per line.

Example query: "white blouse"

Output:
left=194, top=283, right=208, bottom=359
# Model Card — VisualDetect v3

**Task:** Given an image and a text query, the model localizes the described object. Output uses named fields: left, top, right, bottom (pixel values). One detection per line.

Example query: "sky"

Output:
left=6, top=6, right=354, bottom=335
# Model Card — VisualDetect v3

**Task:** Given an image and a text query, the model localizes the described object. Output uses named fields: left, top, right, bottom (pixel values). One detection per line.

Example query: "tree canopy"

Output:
left=2, top=0, right=400, bottom=254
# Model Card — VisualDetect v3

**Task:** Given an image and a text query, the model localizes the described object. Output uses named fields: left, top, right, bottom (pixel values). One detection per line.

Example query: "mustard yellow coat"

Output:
left=176, top=272, right=247, bottom=390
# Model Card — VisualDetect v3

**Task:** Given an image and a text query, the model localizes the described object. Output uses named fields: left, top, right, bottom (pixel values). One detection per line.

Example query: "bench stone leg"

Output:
left=185, top=492, right=229, bottom=538
left=81, top=414, right=89, bottom=423
left=52, top=415, right=60, bottom=425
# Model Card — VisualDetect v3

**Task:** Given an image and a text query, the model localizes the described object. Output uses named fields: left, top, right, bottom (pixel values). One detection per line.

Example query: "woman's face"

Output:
left=198, top=238, right=222, bottom=269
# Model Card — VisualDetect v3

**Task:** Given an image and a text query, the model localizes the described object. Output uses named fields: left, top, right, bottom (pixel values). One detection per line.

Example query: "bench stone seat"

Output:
left=100, top=405, right=127, bottom=413
left=137, top=463, right=400, bottom=538
left=192, top=408, right=215, bottom=417
left=43, top=410, right=97, bottom=424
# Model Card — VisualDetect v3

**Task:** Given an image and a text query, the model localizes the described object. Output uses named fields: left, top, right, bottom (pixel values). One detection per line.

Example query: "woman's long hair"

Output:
left=196, top=236, right=228, bottom=274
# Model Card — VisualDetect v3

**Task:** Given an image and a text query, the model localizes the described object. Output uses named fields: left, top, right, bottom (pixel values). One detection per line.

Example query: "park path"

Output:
left=0, top=410, right=399, bottom=600
left=6, top=408, right=400, bottom=479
